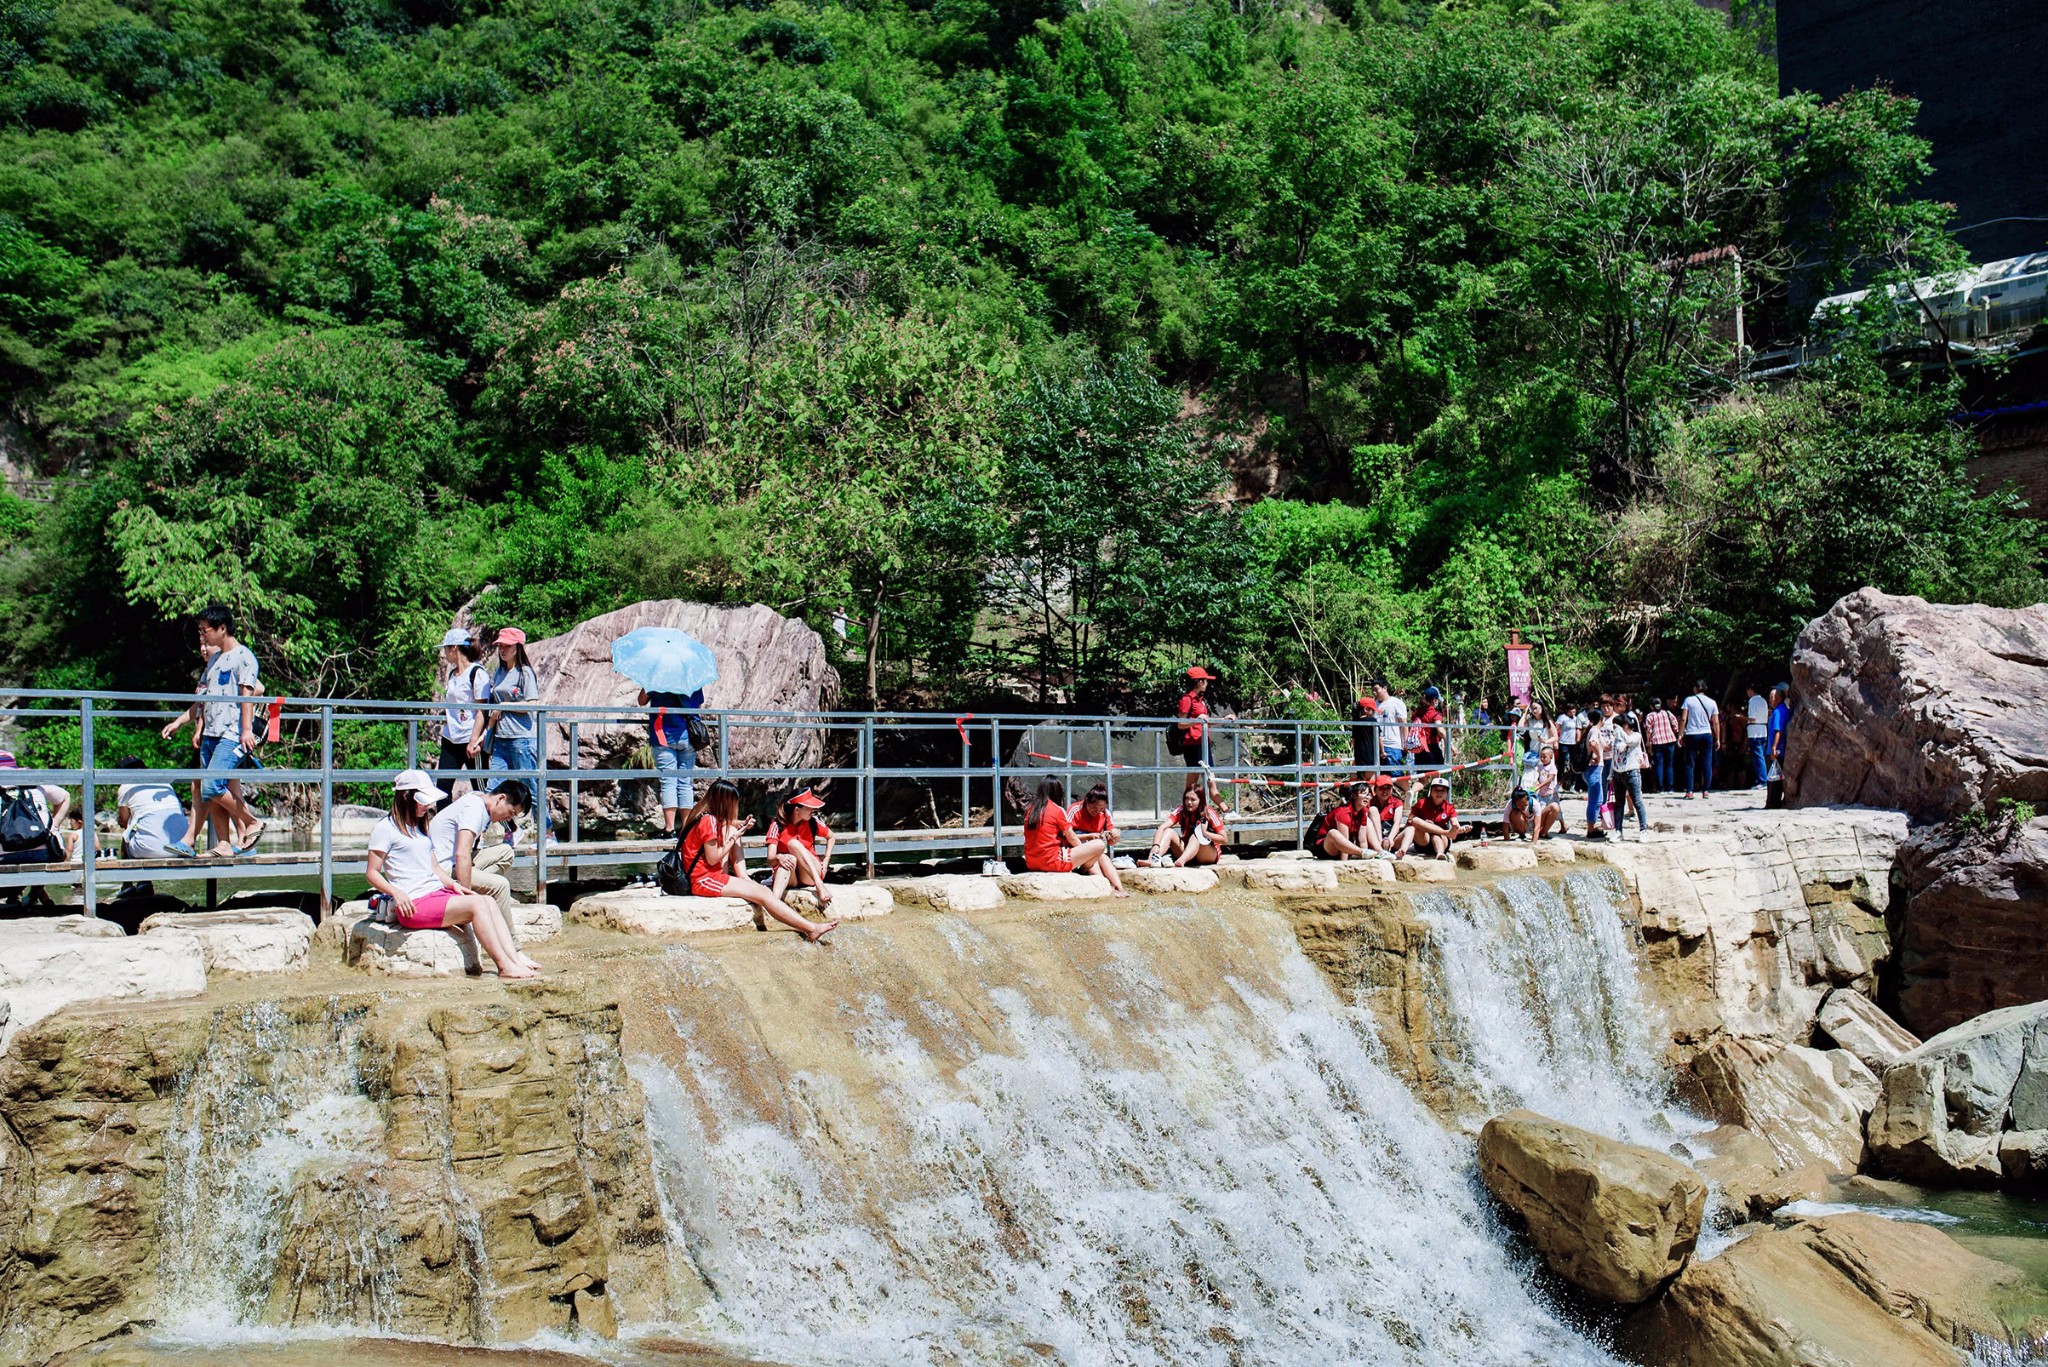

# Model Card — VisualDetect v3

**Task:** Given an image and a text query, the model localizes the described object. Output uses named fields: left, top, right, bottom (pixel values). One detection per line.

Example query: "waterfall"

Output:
left=1410, top=868, right=1703, bottom=1150
left=158, top=1002, right=398, bottom=1336
left=630, top=902, right=1623, bottom=1366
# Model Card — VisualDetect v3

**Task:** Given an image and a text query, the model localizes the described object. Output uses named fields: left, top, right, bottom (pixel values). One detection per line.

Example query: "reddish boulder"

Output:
left=1785, top=589, right=2048, bottom=822
left=1892, top=816, right=2048, bottom=1037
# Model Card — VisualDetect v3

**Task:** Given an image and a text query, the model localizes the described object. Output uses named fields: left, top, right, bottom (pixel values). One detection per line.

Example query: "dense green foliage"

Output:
left=0, top=0, right=2037, bottom=710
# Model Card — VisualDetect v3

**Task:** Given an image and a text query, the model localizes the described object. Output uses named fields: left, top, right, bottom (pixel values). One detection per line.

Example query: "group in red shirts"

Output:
left=1022, top=778, right=1129, bottom=895
left=1310, top=775, right=1466, bottom=862
left=675, top=779, right=839, bottom=941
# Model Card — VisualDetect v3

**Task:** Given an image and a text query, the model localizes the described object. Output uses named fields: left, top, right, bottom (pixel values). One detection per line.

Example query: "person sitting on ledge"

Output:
left=1147, top=781, right=1226, bottom=868
left=1069, top=783, right=1120, bottom=854
left=765, top=787, right=836, bottom=910
left=1365, top=774, right=1403, bottom=852
left=1023, top=777, right=1127, bottom=895
left=1395, top=777, right=1464, bottom=860
left=676, top=779, right=836, bottom=941
left=428, top=780, right=531, bottom=936
left=366, top=769, right=539, bottom=980
left=1312, top=784, right=1373, bottom=860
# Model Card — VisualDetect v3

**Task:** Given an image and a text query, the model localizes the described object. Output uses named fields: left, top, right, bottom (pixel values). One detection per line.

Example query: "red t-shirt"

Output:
left=767, top=816, right=823, bottom=856
left=1177, top=691, right=1208, bottom=742
left=1024, top=801, right=1074, bottom=871
left=680, top=814, right=727, bottom=892
left=1371, top=794, right=1403, bottom=824
left=1068, top=801, right=1112, bottom=835
left=1328, top=803, right=1366, bottom=835
left=1413, top=704, right=1444, bottom=752
left=1411, top=797, right=1457, bottom=827
left=1175, top=807, right=1225, bottom=840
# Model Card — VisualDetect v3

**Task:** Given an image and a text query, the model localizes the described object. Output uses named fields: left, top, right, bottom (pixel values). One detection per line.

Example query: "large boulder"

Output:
left=1685, top=1037, right=1875, bottom=1173
left=471, top=599, right=840, bottom=831
left=0, top=917, right=208, bottom=1052
left=997, top=871, right=1115, bottom=901
left=1867, top=1000, right=2048, bottom=1183
left=1816, top=987, right=1921, bottom=1073
left=1477, top=1110, right=1705, bottom=1305
left=1784, top=588, right=2048, bottom=821
left=1683, top=1124, right=1828, bottom=1224
left=1892, top=816, right=2048, bottom=1036
left=1619, top=1213, right=2048, bottom=1366
left=137, top=908, right=314, bottom=975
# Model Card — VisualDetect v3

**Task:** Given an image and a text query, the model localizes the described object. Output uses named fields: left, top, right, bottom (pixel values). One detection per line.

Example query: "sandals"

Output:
left=232, top=820, right=266, bottom=855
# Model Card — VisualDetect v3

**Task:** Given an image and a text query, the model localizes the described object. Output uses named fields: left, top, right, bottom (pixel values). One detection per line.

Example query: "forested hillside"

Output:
left=0, top=0, right=2038, bottom=713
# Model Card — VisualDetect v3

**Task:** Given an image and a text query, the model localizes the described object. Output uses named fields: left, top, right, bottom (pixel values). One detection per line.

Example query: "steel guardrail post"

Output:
left=406, top=719, right=418, bottom=771
left=80, top=697, right=96, bottom=917
left=1153, top=728, right=1162, bottom=823
left=320, top=704, right=334, bottom=918
left=989, top=716, right=1003, bottom=866
left=959, top=721, right=970, bottom=841
left=567, top=720, right=579, bottom=881
left=1102, top=719, right=1114, bottom=818
left=534, top=707, right=549, bottom=906
left=862, top=715, right=876, bottom=878
left=1295, top=720, right=1305, bottom=848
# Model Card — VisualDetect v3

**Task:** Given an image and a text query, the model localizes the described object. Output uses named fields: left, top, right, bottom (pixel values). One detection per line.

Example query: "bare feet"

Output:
left=498, top=965, right=538, bottom=980
left=804, top=920, right=838, bottom=943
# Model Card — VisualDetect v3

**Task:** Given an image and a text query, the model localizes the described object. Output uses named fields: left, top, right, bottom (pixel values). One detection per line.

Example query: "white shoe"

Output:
left=1112, top=854, right=1137, bottom=870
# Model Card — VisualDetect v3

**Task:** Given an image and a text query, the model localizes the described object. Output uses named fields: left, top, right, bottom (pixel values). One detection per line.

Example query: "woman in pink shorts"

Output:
left=366, top=769, right=539, bottom=979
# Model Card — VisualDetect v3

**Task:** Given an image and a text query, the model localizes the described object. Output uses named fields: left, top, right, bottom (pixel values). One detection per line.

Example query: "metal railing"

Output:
left=0, top=689, right=1519, bottom=918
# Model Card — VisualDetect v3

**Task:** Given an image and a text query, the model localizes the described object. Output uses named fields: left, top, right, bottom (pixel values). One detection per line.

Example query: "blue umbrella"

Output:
left=611, top=627, right=720, bottom=696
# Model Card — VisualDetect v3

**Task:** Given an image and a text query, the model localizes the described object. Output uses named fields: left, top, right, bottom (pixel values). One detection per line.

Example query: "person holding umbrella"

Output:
left=611, top=626, right=719, bottom=835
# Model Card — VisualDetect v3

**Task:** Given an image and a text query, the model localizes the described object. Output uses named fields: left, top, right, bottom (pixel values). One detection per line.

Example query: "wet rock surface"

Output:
left=1686, top=1036, right=1875, bottom=1174
left=1785, top=587, right=2048, bottom=821
left=1619, top=1212, right=2047, bottom=1366
left=0, top=984, right=684, bottom=1363
left=1478, top=1110, right=1704, bottom=1305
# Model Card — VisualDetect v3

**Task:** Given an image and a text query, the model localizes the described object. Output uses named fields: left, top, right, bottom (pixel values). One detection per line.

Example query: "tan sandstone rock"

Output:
left=785, top=882, right=895, bottom=919
left=1533, top=839, right=1577, bottom=864
left=1119, top=866, right=1219, bottom=894
left=348, top=918, right=483, bottom=976
left=1619, top=1212, right=2047, bottom=1366
left=512, top=901, right=563, bottom=943
left=1867, top=1000, right=2048, bottom=1183
left=1684, top=1124, right=1828, bottom=1224
left=1240, top=861, right=1339, bottom=893
left=1477, top=1110, right=1704, bottom=1305
left=569, top=889, right=753, bottom=936
left=883, top=874, right=1007, bottom=915
left=138, top=909, right=314, bottom=975
left=1786, top=588, right=2048, bottom=821
left=1455, top=844, right=1538, bottom=873
left=1686, top=1037, right=1871, bottom=1173
left=1391, top=857, right=1455, bottom=883
left=998, top=871, right=1116, bottom=901
left=1817, top=988, right=1920, bottom=1073
left=1333, top=858, right=1395, bottom=885
left=0, top=917, right=207, bottom=1052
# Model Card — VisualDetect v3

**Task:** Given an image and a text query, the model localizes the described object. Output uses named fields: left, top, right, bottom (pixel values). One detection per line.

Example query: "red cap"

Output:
left=788, top=788, right=825, bottom=809
left=1369, top=774, right=1394, bottom=788
left=1186, top=666, right=1215, bottom=681
left=496, top=627, right=528, bottom=645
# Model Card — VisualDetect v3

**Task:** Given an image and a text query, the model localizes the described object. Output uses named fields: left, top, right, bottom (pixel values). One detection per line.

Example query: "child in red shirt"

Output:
left=764, top=787, right=836, bottom=910
left=1395, top=777, right=1463, bottom=860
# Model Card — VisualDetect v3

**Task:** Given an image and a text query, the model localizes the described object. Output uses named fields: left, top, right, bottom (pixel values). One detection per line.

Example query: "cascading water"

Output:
left=1409, top=867, right=1704, bottom=1149
left=628, top=901, right=1626, bottom=1366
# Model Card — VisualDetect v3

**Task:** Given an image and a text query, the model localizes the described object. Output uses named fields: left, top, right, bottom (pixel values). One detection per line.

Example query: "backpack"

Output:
left=656, top=812, right=709, bottom=897
left=1163, top=720, right=1188, bottom=757
left=1306, top=807, right=1338, bottom=850
left=0, top=786, right=52, bottom=854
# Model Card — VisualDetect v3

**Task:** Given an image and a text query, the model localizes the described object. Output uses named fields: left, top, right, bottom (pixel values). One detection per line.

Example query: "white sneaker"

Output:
left=1112, top=854, right=1137, bottom=870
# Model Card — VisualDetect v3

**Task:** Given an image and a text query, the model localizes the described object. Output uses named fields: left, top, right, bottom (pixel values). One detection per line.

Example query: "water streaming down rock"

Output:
left=619, top=900, right=1624, bottom=1366
left=1410, top=869, right=1703, bottom=1150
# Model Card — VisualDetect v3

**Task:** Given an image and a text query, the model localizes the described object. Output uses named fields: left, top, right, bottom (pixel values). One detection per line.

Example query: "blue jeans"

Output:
left=654, top=741, right=696, bottom=811
left=1380, top=747, right=1407, bottom=774
left=1585, top=765, right=1608, bottom=831
left=1749, top=738, right=1769, bottom=786
left=1684, top=735, right=1714, bottom=793
left=1651, top=742, right=1676, bottom=793
left=490, top=735, right=547, bottom=830
left=199, top=735, right=256, bottom=801
left=1617, top=768, right=1646, bottom=831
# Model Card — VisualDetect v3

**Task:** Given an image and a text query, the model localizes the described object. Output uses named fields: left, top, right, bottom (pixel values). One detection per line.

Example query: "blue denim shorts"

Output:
left=199, top=735, right=247, bottom=801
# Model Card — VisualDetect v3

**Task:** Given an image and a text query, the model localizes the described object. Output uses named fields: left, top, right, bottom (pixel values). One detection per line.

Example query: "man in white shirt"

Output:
left=1744, top=685, right=1770, bottom=788
left=428, top=782, right=531, bottom=936
left=1681, top=680, right=1721, bottom=799
left=1372, top=681, right=1409, bottom=773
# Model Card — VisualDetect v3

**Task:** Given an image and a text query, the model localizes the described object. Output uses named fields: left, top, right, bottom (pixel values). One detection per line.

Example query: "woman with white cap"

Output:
left=366, top=769, right=539, bottom=980
left=437, top=629, right=492, bottom=803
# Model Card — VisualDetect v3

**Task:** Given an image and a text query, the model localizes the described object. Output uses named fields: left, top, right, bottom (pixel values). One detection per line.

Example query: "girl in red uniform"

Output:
left=1023, top=778, right=1126, bottom=894
left=676, top=780, right=835, bottom=940
left=1147, top=784, right=1226, bottom=867
left=764, top=788, right=836, bottom=910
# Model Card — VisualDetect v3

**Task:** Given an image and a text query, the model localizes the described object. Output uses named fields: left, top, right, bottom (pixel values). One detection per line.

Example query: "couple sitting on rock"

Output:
left=366, top=771, right=540, bottom=980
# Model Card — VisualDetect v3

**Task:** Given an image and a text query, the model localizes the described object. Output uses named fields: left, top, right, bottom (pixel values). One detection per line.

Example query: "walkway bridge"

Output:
left=0, top=690, right=1516, bottom=917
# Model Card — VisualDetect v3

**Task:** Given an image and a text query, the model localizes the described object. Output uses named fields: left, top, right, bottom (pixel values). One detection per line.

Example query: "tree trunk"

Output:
left=865, top=595, right=883, bottom=704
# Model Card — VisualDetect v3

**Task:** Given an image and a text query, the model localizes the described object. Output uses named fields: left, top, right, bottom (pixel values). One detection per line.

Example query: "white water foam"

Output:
left=633, top=908, right=1622, bottom=1367
left=1411, top=869, right=1706, bottom=1151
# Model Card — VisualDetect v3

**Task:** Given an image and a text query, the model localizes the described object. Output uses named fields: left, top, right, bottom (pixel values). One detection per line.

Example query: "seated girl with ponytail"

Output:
left=765, top=787, right=835, bottom=910
left=675, top=779, right=837, bottom=941
left=1022, top=776, right=1127, bottom=895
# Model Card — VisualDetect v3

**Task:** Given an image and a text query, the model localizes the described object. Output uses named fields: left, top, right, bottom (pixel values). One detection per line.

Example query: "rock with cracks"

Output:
left=1867, top=1000, right=2048, bottom=1184
left=1618, top=1213, right=2047, bottom=1366
left=1478, top=1110, right=1704, bottom=1305
left=1892, top=816, right=2048, bottom=1037
left=137, top=908, right=314, bottom=975
left=1686, top=1036, right=1876, bottom=1173
left=998, top=871, right=1116, bottom=901
left=1784, top=588, right=2048, bottom=821
left=1119, top=866, right=1219, bottom=894
left=0, top=917, right=207, bottom=1052
left=1816, top=988, right=1921, bottom=1074
left=881, top=875, right=1007, bottom=915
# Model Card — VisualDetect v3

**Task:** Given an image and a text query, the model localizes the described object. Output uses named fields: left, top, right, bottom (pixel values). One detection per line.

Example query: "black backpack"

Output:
left=0, top=786, right=51, bottom=853
left=1305, top=807, right=1336, bottom=850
